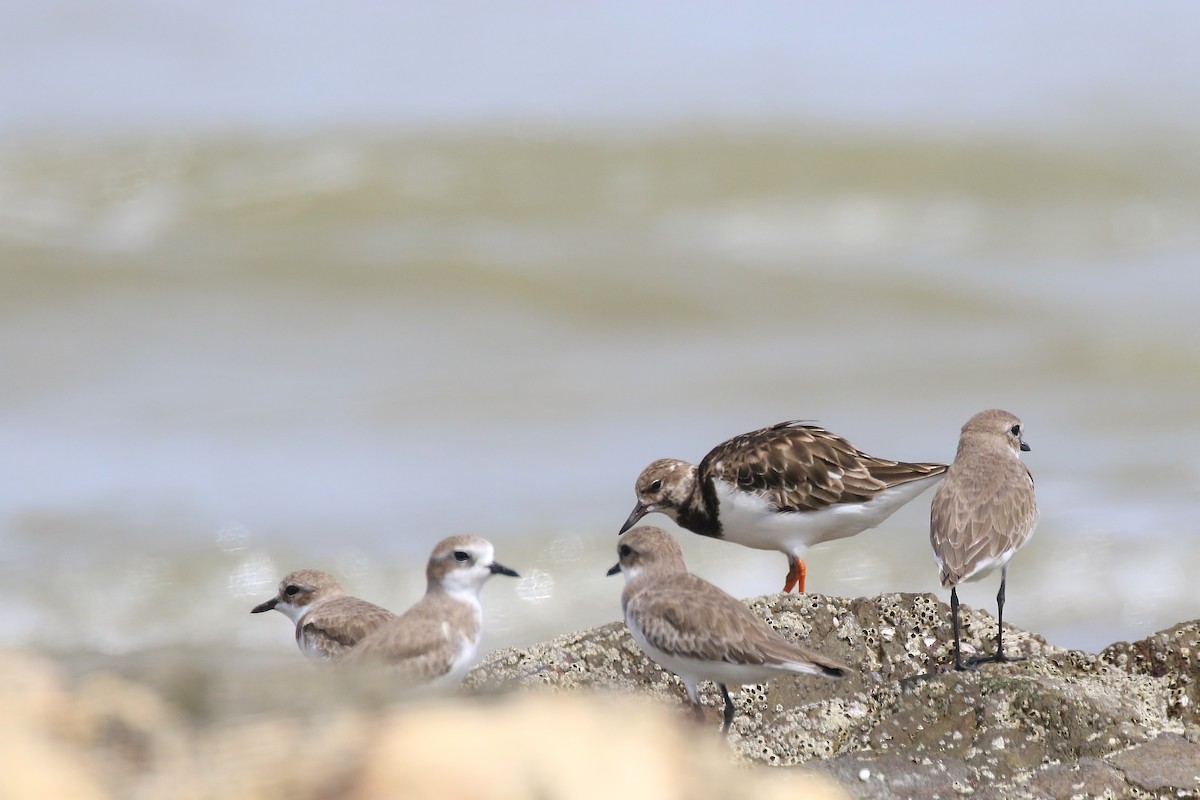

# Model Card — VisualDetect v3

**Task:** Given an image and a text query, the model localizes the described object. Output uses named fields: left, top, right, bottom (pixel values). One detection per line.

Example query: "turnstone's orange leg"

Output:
left=782, top=556, right=807, bottom=593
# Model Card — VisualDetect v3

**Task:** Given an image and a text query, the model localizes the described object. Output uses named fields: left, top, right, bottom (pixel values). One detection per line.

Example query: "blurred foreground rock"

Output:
left=0, top=649, right=845, bottom=800
left=5, top=592, right=1199, bottom=800
left=465, top=592, right=1200, bottom=799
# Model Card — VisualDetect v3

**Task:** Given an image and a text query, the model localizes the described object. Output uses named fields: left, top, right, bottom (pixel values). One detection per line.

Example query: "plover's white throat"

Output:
left=930, top=409, right=1038, bottom=670
left=608, top=525, right=849, bottom=733
left=344, top=535, right=519, bottom=685
left=251, top=569, right=396, bottom=663
left=621, top=420, right=947, bottom=593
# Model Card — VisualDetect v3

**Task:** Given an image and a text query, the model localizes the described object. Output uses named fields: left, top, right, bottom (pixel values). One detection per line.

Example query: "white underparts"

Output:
left=712, top=474, right=944, bottom=556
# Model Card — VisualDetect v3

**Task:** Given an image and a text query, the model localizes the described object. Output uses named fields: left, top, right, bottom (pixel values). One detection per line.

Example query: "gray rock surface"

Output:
left=464, top=592, right=1200, bottom=799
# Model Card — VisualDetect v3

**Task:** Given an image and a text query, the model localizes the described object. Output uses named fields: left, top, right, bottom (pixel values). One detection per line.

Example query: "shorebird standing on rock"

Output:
left=930, top=409, right=1039, bottom=670
left=608, top=525, right=849, bottom=732
left=621, top=420, right=947, bottom=593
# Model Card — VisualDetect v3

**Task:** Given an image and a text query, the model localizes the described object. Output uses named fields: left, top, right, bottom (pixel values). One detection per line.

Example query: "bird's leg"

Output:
left=994, top=568, right=1009, bottom=660
left=951, top=587, right=968, bottom=671
left=683, top=679, right=707, bottom=724
left=718, top=683, right=735, bottom=734
left=782, top=556, right=807, bottom=593
left=969, top=567, right=1026, bottom=667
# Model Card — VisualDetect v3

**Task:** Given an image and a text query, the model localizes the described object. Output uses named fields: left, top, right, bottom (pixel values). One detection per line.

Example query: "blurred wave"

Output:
left=1, top=129, right=1198, bottom=664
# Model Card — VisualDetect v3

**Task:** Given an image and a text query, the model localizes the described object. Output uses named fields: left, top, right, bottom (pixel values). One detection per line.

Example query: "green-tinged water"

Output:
left=1, top=130, right=1198, bottom=676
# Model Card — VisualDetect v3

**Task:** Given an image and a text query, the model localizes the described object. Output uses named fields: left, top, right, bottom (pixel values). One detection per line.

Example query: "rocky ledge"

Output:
left=464, top=592, right=1200, bottom=799
left=4, top=593, right=1198, bottom=800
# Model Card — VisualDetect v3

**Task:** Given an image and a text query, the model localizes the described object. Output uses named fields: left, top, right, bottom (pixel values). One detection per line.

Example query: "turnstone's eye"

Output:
left=618, top=544, right=632, bottom=558
left=648, top=479, right=662, bottom=493
left=453, top=550, right=470, bottom=563
left=285, top=585, right=300, bottom=596
left=1009, top=424, right=1021, bottom=436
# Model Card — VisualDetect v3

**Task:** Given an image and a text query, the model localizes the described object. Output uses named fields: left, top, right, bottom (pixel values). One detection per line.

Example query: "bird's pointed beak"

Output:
left=489, top=561, right=520, bottom=578
left=251, top=597, right=278, bottom=614
left=1020, top=439, right=1031, bottom=452
left=606, top=562, right=622, bottom=577
left=619, top=502, right=649, bottom=535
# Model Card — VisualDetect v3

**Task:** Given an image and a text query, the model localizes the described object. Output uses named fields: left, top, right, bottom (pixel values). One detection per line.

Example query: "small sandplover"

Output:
left=930, top=409, right=1038, bottom=670
left=344, top=535, right=519, bottom=685
left=608, top=525, right=849, bottom=732
left=251, top=569, right=396, bottom=663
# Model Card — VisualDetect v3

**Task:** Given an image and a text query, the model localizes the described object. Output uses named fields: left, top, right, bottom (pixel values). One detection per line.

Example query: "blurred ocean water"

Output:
left=1, top=3, right=1198, bottom=680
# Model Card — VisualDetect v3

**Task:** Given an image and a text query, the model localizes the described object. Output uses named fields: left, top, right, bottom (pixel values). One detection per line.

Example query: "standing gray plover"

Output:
left=621, top=420, right=947, bottom=592
left=344, top=535, right=519, bottom=685
left=930, top=409, right=1039, bottom=670
left=608, top=525, right=849, bottom=732
left=251, top=569, right=396, bottom=663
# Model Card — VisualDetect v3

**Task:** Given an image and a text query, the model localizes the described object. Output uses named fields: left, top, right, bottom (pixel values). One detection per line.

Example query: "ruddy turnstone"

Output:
left=608, top=525, right=849, bottom=732
left=930, top=409, right=1038, bottom=670
left=621, top=420, right=947, bottom=592
left=344, top=535, right=519, bottom=685
left=251, top=569, right=396, bottom=663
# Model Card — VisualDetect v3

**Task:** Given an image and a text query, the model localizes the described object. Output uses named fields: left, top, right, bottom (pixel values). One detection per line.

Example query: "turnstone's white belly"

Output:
left=713, top=473, right=945, bottom=554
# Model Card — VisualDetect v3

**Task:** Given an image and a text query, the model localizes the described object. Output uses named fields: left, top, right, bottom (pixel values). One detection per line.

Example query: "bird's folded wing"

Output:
left=933, top=467, right=1038, bottom=583
left=302, top=600, right=396, bottom=661
left=627, top=575, right=843, bottom=673
left=702, top=421, right=937, bottom=512
left=343, top=617, right=457, bottom=681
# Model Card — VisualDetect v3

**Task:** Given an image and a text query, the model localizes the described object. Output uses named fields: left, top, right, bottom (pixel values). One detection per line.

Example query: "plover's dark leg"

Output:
left=951, top=586, right=967, bottom=671
left=995, top=567, right=1008, bottom=659
left=969, top=567, right=1026, bottom=666
left=718, top=683, right=735, bottom=733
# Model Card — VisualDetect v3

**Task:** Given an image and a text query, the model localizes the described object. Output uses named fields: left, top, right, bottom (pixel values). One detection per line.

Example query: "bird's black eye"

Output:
left=285, top=585, right=300, bottom=596
left=648, top=479, right=662, bottom=493
left=453, top=550, right=470, bottom=563
left=1010, top=424, right=1021, bottom=436
left=618, top=544, right=633, bottom=558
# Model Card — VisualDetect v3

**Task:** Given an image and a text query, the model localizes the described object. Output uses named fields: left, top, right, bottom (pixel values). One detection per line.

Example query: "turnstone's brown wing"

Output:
left=931, top=460, right=1038, bottom=586
left=700, top=421, right=946, bottom=513
left=626, top=573, right=847, bottom=675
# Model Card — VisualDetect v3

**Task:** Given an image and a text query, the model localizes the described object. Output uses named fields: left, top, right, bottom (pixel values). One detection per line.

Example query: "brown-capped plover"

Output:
left=344, top=535, right=519, bottom=685
left=607, top=525, right=849, bottom=732
left=930, top=409, right=1038, bottom=670
left=251, top=569, right=396, bottom=663
left=621, top=420, right=947, bottom=593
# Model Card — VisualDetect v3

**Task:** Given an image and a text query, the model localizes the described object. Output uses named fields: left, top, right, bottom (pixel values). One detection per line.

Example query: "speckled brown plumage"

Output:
left=703, top=421, right=947, bottom=514
left=621, top=420, right=948, bottom=593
